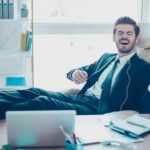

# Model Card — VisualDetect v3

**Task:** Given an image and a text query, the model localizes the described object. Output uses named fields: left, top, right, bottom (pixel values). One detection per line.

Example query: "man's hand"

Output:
left=72, top=70, right=88, bottom=84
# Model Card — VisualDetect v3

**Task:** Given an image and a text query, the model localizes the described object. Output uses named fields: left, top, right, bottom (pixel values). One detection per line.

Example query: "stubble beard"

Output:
left=116, top=41, right=136, bottom=54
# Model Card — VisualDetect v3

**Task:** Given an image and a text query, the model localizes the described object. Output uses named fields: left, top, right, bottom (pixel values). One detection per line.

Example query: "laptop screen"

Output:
left=6, top=110, right=76, bottom=148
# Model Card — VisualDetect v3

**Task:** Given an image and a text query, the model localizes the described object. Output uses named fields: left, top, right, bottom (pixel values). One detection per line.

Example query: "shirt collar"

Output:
left=116, top=52, right=136, bottom=64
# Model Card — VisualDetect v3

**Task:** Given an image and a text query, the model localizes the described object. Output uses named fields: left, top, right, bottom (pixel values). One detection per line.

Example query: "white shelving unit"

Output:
left=0, top=0, right=32, bottom=90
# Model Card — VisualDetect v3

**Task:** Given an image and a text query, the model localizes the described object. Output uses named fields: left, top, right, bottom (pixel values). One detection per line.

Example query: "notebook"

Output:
left=6, top=110, right=76, bottom=148
left=110, top=114, right=150, bottom=138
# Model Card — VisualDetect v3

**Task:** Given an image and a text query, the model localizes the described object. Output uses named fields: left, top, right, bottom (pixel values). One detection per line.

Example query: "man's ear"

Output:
left=113, top=35, right=115, bottom=42
left=135, top=35, right=140, bottom=44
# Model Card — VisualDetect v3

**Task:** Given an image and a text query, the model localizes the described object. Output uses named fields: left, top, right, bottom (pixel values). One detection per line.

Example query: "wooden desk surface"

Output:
left=0, top=111, right=150, bottom=150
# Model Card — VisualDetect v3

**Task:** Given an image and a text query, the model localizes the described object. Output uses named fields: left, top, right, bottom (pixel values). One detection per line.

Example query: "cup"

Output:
left=65, top=140, right=83, bottom=150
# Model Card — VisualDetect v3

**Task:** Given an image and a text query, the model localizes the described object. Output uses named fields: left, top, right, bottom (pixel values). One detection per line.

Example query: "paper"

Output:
left=75, top=115, right=143, bottom=145
left=75, top=116, right=112, bottom=144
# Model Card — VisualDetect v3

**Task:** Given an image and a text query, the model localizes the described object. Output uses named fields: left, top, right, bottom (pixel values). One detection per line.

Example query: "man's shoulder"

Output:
left=95, top=53, right=117, bottom=64
left=102, top=53, right=117, bottom=57
left=137, top=54, right=150, bottom=68
left=99, top=53, right=117, bottom=60
left=135, top=55, right=150, bottom=76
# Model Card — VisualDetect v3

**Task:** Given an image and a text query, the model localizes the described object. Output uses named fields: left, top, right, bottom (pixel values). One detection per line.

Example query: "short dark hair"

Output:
left=113, top=16, right=140, bottom=37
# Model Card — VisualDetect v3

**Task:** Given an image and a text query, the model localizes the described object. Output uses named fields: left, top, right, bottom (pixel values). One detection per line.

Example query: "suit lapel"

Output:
left=111, top=54, right=140, bottom=93
left=80, top=55, right=116, bottom=94
left=90, top=57, right=116, bottom=81
left=111, top=63, right=129, bottom=92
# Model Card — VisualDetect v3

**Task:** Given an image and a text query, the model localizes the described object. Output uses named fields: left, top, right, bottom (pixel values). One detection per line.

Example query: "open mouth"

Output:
left=119, top=40, right=129, bottom=45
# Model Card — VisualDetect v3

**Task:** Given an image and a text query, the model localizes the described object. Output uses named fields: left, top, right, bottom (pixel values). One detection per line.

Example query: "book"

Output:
left=6, top=77, right=26, bottom=86
left=21, top=33, right=27, bottom=51
left=0, top=0, right=2, bottom=19
left=2, top=0, right=9, bottom=19
left=126, top=114, right=150, bottom=129
left=8, top=0, right=14, bottom=19
left=110, top=114, right=150, bottom=138
left=21, top=30, right=32, bottom=51
left=26, top=30, right=32, bottom=51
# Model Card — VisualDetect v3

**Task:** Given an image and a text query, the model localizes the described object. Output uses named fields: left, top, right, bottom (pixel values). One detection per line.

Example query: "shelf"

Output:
left=0, top=86, right=31, bottom=91
left=0, top=18, right=31, bottom=22
left=0, top=50, right=32, bottom=57
left=0, top=0, right=33, bottom=88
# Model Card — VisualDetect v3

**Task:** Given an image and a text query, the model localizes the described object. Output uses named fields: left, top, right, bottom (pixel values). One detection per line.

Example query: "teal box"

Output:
left=65, top=140, right=83, bottom=150
left=6, top=77, right=26, bottom=86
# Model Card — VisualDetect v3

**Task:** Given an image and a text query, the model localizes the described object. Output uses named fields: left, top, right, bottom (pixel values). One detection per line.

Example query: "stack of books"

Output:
left=21, top=29, right=32, bottom=51
left=0, top=0, right=14, bottom=19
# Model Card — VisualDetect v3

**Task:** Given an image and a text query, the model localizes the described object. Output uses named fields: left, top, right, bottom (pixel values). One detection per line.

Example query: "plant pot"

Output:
left=21, top=9, right=28, bottom=18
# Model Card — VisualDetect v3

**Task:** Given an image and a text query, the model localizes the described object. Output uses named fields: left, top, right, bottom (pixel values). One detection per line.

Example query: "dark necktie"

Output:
left=98, top=58, right=120, bottom=114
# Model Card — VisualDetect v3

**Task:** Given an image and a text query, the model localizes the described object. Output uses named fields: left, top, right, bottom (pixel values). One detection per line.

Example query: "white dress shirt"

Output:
left=148, top=85, right=150, bottom=92
left=86, top=53, right=135, bottom=99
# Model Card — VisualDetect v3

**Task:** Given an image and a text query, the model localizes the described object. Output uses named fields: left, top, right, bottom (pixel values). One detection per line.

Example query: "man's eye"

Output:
left=127, top=33, right=133, bottom=35
left=117, top=32, right=123, bottom=35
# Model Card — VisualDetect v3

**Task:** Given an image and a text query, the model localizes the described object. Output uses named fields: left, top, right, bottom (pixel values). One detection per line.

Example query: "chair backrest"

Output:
left=138, top=49, right=150, bottom=63
left=137, top=24, right=150, bottom=63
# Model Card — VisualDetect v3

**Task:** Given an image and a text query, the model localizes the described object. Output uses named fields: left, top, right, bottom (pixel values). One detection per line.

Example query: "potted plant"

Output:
left=21, top=4, right=28, bottom=18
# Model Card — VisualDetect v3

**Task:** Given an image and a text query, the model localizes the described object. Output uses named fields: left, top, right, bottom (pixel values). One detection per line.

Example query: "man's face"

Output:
left=113, top=24, right=139, bottom=56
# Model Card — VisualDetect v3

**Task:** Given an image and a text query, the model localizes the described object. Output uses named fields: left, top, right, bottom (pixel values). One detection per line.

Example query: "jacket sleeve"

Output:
left=66, top=53, right=108, bottom=81
left=140, top=85, right=150, bottom=113
left=139, top=65, right=150, bottom=113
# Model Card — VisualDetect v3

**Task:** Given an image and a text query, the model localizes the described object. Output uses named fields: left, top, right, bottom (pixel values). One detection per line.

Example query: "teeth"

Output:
left=121, top=41, right=128, bottom=43
left=120, top=40, right=129, bottom=45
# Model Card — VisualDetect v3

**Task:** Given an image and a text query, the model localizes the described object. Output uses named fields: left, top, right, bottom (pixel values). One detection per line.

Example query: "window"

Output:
left=33, top=0, right=142, bottom=23
left=33, top=34, right=116, bottom=90
left=33, top=0, right=148, bottom=90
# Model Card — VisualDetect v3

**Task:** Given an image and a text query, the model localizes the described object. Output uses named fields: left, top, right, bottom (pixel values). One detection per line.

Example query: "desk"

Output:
left=0, top=111, right=150, bottom=150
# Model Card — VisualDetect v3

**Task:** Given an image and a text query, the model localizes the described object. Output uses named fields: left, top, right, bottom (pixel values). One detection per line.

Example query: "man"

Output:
left=0, top=16, right=150, bottom=119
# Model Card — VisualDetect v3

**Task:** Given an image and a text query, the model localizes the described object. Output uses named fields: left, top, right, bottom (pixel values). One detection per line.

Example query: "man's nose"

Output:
left=121, top=33, right=128, bottom=38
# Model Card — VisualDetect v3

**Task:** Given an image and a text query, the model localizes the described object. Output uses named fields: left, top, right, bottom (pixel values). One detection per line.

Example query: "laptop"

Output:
left=6, top=110, right=76, bottom=148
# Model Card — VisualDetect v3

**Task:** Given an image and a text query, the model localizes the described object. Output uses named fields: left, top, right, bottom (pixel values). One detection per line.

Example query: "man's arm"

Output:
left=66, top=53, right=111, bottom=83
left=66, top=61, right=98, bottom=82
left=140, top=85, right=150, bottom=113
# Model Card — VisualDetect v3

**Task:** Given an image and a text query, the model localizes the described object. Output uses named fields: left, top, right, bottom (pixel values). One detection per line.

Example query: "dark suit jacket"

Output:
left=67, top=53, right=150, bottom=113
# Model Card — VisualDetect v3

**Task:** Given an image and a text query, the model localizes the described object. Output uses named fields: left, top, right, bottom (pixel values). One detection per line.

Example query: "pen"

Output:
left=126, top=120, right=150, bottom=129
left=110, top=125, right=126, bottom=134
left=110, top=125, right=139, bottom=138
left=72, top=132, right=77, bottom=144
left=59, top=124, right=74, bottom=144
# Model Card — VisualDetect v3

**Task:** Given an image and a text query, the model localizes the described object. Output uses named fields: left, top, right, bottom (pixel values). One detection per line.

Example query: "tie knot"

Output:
left=114, top=58, right=120, bottom=65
